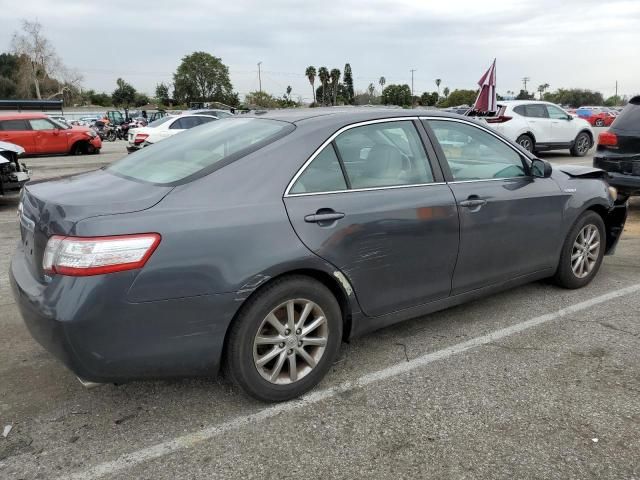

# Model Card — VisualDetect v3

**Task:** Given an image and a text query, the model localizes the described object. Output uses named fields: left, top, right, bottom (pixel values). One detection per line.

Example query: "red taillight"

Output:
left=485, top=116, right=512, bottom=124
left=133, top=133, right=149, bottom=145
left=598, top=131, right=618, bottom=147
left=43, top=233, right=161, bottom=276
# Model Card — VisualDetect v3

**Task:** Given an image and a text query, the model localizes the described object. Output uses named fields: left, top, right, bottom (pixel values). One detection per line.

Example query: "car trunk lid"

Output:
left=18, top=168, right=172, bottom=279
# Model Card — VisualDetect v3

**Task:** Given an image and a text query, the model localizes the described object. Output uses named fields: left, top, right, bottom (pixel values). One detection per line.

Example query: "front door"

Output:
left=522, top=103, right=553, bottom=145
left=423, top=118, right=567, bottom=295
left=284, top=119, right=460, bottom=317
left=28, top=118, right=69, bottom=154
left=546, top=104, right=577, bottom=143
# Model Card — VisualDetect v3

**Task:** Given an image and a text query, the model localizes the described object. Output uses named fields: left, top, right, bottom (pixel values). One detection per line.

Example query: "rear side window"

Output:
left=524, top=104, right=548, bottom=118
left=108, top=118, right=294, bottom=185
left=334, top=121, right=433, bottom=188
left=171, top=116, right=206, bottom=130
left=612, top=98, right=640, bottom=135
left=290, top=146, right=347, bottom=194
left=0, top=119, right=30, bottom=131
left=513, top=105, right=526, bottom=116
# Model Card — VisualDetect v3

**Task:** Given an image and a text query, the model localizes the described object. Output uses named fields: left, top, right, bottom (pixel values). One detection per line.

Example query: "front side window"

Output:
left=108, top=118, right=293, bottom=184
left=426, top=120, right=527, bottom=181
left=334, top=121, right=433, bottom=189
left=29, top=119, right=55, bottom=131
left=547, top=105, right=568, bottom=119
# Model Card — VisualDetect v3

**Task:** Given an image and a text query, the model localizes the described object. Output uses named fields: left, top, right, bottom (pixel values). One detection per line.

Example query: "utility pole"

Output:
left=258, top=62, right=262, bottom=93
left=615, top=80, right=618, bottom=99
left=522, top=77, right=530, bottom=93
left=410, top=69, right=416, bottom=107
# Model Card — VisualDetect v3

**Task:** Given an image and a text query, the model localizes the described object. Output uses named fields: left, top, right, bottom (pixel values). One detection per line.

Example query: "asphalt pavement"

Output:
left=1, top=137, right=639, bottom=480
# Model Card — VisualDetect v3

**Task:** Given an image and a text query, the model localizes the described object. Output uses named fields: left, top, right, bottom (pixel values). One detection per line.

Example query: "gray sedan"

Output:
left=10, top=109, right=627, bottom=401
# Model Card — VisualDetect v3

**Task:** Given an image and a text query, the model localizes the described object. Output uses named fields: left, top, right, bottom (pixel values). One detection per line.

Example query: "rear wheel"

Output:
left=570, top=132, right=591, bottom=157
left=224, top=275, right=342, bottom=402
left=552, top=211, right=605, bottom=289
left=516, top=134, right=534, bottom=153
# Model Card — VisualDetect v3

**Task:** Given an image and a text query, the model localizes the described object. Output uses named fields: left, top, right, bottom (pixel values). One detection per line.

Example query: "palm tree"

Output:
left=379, top=76, right=386, bottom=94
left=330, top=68, right=341, bottom=105
left=318, top=67, right=329, bottom=106
left=286, top=85, right=292, bottom=100
left=305, top=66, right=316, bottom=105
left=443, top=87, right=450, bottom=98
left=367, top=83, right=376, bottom=99
left=537, top=83, right=550, bottom=99
left=435, top=78, right=441, bottom=95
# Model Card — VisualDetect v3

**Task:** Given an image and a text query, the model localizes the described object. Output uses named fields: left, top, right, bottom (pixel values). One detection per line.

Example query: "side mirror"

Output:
left=567, top=115, right=573, bottom=121
left=531, top=158, right=552, bottom=178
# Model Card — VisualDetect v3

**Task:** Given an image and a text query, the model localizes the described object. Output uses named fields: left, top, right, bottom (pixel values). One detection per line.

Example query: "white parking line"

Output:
left=63, top=283, right=640, bottom=480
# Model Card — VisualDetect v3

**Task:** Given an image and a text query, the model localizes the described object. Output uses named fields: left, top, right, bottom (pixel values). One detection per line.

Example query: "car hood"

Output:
left=22, top=168, right=173, bottom=235
left=552, top=163, right=607, bottom=179
left=0, top=140, right=25, bottom=155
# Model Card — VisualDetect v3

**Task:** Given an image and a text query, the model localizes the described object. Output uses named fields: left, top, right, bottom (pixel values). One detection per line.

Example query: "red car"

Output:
left=576, top=108, right=615, bottom=127
left=0, top=113, right=102, bottom=155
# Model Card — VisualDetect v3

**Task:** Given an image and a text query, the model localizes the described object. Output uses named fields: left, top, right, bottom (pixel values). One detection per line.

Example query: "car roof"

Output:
left=0, top=112, right=48, bottom=120
left=498, top=100, right=558, bottom=106
left=242, top=107, right=456, bottom=125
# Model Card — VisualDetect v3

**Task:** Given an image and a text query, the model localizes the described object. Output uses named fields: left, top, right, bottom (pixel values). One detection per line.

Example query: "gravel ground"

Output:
left=1, top=138, right=639, bottom=480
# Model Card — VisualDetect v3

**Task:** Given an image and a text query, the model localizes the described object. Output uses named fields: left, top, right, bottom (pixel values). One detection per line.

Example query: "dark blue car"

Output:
left=10, top=109, right=627, bottom=401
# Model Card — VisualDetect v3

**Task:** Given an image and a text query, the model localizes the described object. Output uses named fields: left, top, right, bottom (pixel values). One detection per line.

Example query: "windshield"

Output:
left=147, top=116, right=175, bottom=128
left=107, top=118, right=294, bottom=185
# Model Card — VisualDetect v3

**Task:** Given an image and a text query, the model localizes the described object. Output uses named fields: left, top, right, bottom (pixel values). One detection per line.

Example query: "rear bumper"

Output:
left=604, top=173, right=640, bottom=195
left=10, top=246, right=238, bottom=383
left=594, top=155, right=640, bottom=195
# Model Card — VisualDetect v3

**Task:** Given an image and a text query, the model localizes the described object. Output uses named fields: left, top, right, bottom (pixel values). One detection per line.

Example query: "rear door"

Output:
left=0, top=119, right=36, bottom=153
left=284, top=119, right=459, bottom=317
left=522, top=104, right=552, bottom=144
left=423, top=118, right=566, bottom=294
left=546, top=104, right=576, bottom=143
left=28, top=118, right=69, bottom=154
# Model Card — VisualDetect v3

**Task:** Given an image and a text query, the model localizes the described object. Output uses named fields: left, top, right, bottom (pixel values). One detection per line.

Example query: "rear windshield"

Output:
left=108, top=118, right=294, bottom=185
left=611, top=98, right=640, bottom=135
left=147, top=116, right=174, bottom=128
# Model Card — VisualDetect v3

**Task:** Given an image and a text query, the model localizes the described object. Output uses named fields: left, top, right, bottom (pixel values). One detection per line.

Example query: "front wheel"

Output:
left=552, top=211, right=605, bottom=289
left=224, top=276, right=343, bottom=402
left=570, top=132, right=591, bottom=157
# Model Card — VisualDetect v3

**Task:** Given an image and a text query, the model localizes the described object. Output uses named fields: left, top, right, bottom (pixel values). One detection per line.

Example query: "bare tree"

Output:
left=11, top=20, right=60, bottom=99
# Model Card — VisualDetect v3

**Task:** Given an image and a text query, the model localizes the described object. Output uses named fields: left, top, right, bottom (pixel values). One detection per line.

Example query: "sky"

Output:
left=1, top=0, right=639, bottom=102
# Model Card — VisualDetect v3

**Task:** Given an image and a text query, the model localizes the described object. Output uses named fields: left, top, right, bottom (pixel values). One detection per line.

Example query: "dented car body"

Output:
left=10, top=109, right=627, bottom=391
left=0, top=141, right=30, bottom=197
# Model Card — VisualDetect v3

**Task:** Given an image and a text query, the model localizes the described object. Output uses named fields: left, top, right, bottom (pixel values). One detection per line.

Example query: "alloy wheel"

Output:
left=518, top=137, right=533, bottom=152
left=576, top=134, right=590, bottom=155
left=571, top=224, right=600, bottom=278
left=253, top=299, right=329, bottom=385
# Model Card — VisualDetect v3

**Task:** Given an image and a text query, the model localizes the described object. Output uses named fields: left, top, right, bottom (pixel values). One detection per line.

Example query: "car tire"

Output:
left=570, top=132, right=591, bottom=157
left=552, top=211, right=606, bottom=289
left=224, top=275, right=343, bottom=402
left=516, top=134, right=534, bottom=153
left=595, top=119, right=605, bottom=127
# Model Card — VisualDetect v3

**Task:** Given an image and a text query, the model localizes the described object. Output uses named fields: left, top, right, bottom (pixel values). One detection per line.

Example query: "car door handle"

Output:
left=304, top=211, right=345, bottom=223
left=458, top=199, right=487, bottom=208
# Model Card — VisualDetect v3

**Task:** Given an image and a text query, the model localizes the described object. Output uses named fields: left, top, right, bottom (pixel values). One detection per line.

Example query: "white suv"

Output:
left=485, top=100, right=594, bottom=157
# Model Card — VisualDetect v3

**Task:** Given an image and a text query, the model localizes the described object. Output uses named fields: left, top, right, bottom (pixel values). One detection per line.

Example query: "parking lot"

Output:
left=1, top=139, right=639, bottom=479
